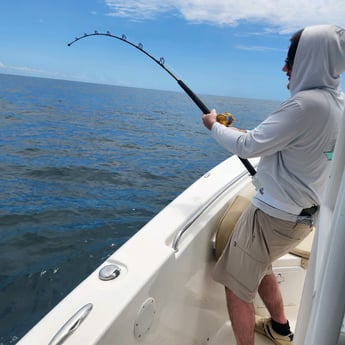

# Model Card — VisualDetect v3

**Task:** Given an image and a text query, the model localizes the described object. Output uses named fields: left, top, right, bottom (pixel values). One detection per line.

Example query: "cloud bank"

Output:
left=0, top=61, right=68, bottom=80
left=0, top=61, right=46, bottom=75
left=105, top=0, right=345, bottom=33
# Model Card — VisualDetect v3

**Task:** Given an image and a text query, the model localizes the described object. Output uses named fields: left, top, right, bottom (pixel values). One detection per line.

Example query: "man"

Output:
left=202, top=25, right=345, bottom=345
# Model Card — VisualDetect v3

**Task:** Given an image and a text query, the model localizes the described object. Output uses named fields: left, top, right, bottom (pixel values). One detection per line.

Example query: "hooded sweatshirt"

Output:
left=211, top=25, right=345, bottom=220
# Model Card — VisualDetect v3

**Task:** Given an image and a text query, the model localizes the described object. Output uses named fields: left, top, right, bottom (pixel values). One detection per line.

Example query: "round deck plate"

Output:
left=134, top=297, right=156, bottom=339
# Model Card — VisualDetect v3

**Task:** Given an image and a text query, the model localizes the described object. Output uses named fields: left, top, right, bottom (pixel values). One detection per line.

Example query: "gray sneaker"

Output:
left=255, top=316, right=293, bottom=345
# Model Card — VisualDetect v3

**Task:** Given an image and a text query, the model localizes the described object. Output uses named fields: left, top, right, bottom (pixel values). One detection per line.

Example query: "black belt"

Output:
left=299, top=205, right=318, bottom=217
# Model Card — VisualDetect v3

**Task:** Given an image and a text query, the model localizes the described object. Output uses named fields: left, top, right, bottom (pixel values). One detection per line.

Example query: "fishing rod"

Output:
left=67, top=31, right=256, bottom=176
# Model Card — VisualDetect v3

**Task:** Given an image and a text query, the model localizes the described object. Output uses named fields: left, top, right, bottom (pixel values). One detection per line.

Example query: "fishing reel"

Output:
left=216, top=112, right=234, bottom=127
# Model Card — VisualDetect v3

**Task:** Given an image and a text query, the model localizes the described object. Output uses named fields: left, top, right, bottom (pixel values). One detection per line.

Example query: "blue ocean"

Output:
left=0, top=73, right=280, bottom=344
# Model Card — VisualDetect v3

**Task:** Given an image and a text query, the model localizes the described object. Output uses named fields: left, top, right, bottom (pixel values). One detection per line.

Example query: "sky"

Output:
left=0, top=0, right=345, bottom=101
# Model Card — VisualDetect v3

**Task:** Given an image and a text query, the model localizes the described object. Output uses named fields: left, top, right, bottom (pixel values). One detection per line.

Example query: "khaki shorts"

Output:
left=213, top=204, right=313, bottom=303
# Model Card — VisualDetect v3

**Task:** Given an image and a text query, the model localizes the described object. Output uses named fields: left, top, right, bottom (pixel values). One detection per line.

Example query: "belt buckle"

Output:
left=300, top=205, right=318, bottom=217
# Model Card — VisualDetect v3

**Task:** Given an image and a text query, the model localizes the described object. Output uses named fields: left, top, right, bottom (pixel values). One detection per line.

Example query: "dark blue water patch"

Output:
left=0, top=217, right=137, bottom=279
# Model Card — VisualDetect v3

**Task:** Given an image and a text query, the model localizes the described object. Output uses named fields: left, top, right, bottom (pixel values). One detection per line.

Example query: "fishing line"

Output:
left=67, top=31, right=256, bottom=176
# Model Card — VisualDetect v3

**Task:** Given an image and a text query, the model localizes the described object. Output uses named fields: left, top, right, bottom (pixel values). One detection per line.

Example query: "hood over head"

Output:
left=289, top=24, right=345, bottom=96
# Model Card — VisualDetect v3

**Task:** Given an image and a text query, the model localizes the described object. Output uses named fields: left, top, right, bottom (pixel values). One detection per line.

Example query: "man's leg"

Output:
left=258, top=273, right=287, bottom=323
left=256, top=273, right=294, bottom=343
left=225, top=287, right=255, bottom=345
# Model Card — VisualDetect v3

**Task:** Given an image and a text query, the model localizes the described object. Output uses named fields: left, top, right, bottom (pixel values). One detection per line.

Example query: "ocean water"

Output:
left=0, top=73, right=280, bottom=344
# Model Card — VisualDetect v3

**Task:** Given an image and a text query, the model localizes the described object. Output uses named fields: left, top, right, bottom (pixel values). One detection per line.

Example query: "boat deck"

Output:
left=209, top=322, right=274, bottom=344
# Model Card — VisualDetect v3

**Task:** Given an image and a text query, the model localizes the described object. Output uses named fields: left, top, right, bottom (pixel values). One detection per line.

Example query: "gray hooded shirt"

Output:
left=211, top=25, right=345, bottom=220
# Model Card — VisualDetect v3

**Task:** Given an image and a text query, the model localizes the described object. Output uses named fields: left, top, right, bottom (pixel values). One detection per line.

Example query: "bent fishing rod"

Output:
left=67, top=31, right=256, bottom=176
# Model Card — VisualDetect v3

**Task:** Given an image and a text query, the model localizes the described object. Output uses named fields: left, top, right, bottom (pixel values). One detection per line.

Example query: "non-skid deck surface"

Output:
left=209, top=321, right=280, bottom=344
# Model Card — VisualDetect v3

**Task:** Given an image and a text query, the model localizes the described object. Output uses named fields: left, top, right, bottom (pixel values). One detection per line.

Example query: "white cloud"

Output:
left=104, top=0, right=345, bottom=33
left=7, top=64, right=46, bottom=74
left=236, top=45, right=285, bottom=52
left=0, top=61, right=64, bottom=79
left=105, top=0, right=173, bottom=20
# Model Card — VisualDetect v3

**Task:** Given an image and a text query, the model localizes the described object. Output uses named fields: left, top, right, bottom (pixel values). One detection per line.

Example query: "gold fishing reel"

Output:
left=216, top=112, right=235, bottom=127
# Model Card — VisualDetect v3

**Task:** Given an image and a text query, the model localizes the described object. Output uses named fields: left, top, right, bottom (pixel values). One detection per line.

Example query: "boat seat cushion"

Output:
left=215, top=194, right=251, bottom=260
left=215, top=193, right=314, bottom=262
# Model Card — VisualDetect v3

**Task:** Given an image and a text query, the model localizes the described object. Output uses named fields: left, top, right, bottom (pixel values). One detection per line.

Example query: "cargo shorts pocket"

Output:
left=224, top=206, right=271, bottom=294
left=269, top=221, right=313, bottom=261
